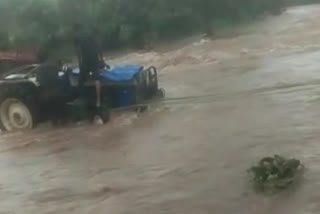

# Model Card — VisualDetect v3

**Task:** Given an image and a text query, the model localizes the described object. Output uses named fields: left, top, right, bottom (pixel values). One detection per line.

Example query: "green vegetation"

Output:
left=0, top=0, right=306, bottom=57
left=248, top=155, right=303, bottom=192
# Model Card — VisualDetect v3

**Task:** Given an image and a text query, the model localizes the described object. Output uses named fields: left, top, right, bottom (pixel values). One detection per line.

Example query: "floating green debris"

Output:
left=248, top=155, right=303, bottom=192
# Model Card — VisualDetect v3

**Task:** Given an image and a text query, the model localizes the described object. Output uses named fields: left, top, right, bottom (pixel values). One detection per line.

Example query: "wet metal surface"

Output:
left=2, top=5, right=320, bottom=214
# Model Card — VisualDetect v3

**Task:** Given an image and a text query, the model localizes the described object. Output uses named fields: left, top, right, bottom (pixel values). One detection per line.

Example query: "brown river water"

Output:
left=2, top=5, right=320, bottom=214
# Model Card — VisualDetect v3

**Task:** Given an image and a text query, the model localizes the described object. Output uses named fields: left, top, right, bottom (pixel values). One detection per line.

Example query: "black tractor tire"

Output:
left=100, top=109, right=111, bottom=124
left=0, top=85, right=38, bottom=131
left=134, top=89, right=148, bottom=113
left=91, top=105, right=110, bottom=124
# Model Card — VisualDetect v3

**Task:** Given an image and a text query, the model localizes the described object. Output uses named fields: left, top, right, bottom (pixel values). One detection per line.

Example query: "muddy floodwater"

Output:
left=2, top=5, right=320, bottom=214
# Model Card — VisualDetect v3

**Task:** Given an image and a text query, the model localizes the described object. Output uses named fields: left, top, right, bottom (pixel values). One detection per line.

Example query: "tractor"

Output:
left=0, top=62, right=164, bottom=131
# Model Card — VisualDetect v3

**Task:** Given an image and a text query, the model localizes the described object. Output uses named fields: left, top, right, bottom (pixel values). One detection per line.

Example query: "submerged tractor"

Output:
left=0, top=63, right=164, bottom=131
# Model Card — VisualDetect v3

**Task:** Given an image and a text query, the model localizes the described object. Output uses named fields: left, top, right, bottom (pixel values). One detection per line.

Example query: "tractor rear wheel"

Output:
left=0, top=85, right=38, bottom=131
left=0, top=98, right=35, bottom=131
